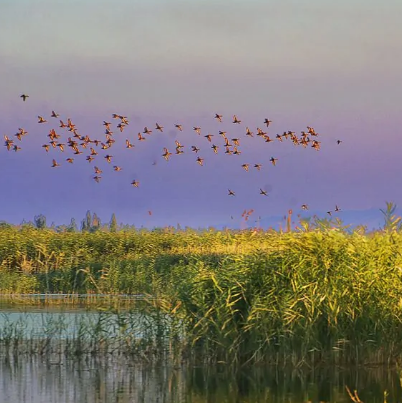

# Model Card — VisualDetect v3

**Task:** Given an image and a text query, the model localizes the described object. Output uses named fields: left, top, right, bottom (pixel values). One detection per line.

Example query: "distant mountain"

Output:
left=217, top=207, right=402, bottom=231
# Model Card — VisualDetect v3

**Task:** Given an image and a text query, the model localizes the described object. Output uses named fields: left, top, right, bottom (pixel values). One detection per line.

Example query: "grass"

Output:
left=2, top=209, right=402, bottom=366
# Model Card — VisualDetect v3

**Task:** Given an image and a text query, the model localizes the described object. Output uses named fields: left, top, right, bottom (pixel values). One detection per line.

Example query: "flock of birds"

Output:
left=4, top=94, right=342, bottom=218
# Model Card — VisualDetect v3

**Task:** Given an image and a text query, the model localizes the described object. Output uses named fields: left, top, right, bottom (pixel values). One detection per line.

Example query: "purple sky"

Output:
left=1, top=0, right=402, bottom=228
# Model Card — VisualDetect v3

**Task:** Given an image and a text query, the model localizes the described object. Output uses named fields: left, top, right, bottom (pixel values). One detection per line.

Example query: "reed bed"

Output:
left=1, top=214, right=402, bottom=366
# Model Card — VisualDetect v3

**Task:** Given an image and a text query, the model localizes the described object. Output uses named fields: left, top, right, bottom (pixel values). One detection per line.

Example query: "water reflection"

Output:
left=1, top=356, right=401, bottom=403
left=0, top=306, right=402, bottom=402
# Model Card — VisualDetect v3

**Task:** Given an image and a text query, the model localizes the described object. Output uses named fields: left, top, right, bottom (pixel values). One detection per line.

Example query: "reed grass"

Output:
left=2, top=211, right=402, bottom=366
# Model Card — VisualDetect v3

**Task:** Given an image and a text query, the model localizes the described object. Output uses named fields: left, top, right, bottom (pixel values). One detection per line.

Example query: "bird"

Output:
left=155, top=123, right=164, bottom=132
left=196, top=156, right=204, bottom=166
left=138, top=133, right=146, bottom=141
left=232, top=115, right=241, bottom=124
left=162, top=148, right=172, bottom=161
left=260, top=188, right=268, bottom=196
left=4, top=135, right=14, bottom=149
left=143, top=127, right=152, bottom=135
left=126, top=139, right=134, bottom=148
left=20, top=94, right=29, bottom=101
left=191, top=146, right=200, bottom=153
left=211, top=144, right=219, bottom=154
left=337, top=140, right=342, bottom=145
left=93, top=176, right=102, bottom=183
left=246, top=127, right=254, bottom=137
left=175, top=124, right=183, bottom=131
left=241, top=164, right=249, bottom=172
left=131, top=180, right=139, bottom=187
left=94, top=166, right=102, bottom=174
left=51, top=111, right=59, bottom=118
left=204, top=134, right=213, bottom=142
left=66, top=158, right=74, bottom=164
left=38, top=116, right=47, bottom=123
left=113, top=166, right=122, bottom=172
left=301, top=204, right=309, bottom=210
left=193, top=127, right=201, bottom=135
left=254, top=164, right=262, bottom=171
left=228, top=189, right=235, bottom=196
left=264, top=118, right=272, bottom=127
left=117, top=123, right=126, bottom=132
left=120, top=116, right=129, bottom=125
left=335, top=205, right=341, bottom=212
left=104, top=155, right=113, bottom=163
left=214, top=113, right=223, bottom=122
left=270, top=157, right=278, bottom=166
left=311, top=140, right=321, bottom=151
left=51, top=159, right=60, bottom=168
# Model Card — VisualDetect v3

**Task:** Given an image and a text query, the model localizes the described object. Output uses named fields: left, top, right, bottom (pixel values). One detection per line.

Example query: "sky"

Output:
left=0, top=0, right=402, bottom=228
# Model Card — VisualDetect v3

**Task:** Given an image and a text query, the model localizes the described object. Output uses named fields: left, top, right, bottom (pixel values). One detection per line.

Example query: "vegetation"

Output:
left=1, top=204, right=402, bottom=366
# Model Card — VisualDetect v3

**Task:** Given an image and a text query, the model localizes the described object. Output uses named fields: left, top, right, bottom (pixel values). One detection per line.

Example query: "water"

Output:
left=1, top=306, right=402, bottom=402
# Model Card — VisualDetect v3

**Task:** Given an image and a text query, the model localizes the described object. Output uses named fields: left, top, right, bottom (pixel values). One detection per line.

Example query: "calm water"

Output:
left=0, top=306, right=402, bottom=402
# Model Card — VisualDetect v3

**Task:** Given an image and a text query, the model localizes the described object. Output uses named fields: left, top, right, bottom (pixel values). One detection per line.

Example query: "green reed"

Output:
left=1, top=214, right=402, bottom=365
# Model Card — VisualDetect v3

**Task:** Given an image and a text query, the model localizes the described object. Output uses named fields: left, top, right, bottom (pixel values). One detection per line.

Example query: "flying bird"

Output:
left=20, top=94, right=29, bottom=101
left=162, top=148, right=172, bottom=161
left=196, top=156, right=204, bottom=166
left=264, top=118, right=272, bottom=127
left=232, top=115, right=241, bottom=124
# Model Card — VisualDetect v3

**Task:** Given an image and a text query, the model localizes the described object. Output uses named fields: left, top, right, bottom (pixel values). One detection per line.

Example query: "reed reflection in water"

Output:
left=1, top=355, right=402, bottom=403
